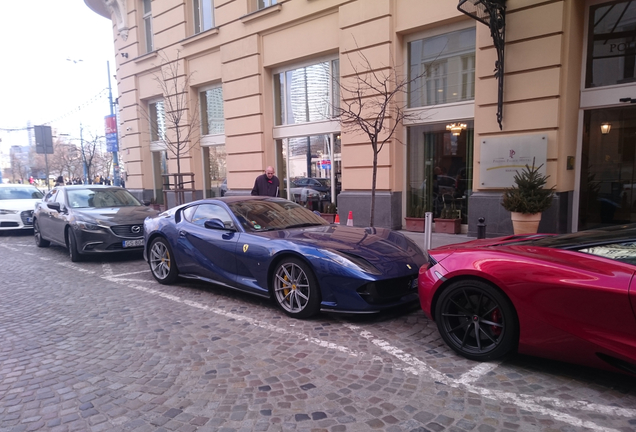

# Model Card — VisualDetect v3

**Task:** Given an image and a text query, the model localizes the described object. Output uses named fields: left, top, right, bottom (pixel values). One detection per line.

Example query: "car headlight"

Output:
left=75, top=221, right=103, bottom=231
left=322, top=249, right=381, bottom=275
left=0, top=209, right=19, bottom=215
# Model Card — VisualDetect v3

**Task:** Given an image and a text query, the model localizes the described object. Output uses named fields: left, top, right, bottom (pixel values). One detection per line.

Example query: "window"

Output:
left=149, top=100, right=165, bottom=142
left=586, top=1, right=636, bottom=88
left=194, top=0, right=214, bottom=34
left=252, top=0, right=277, bottom=12
left=142, top=0, right=153, bottom=53
left=186, top=204, right=234, bottom=228
left=274, top=59, right=340, bottom=126
left=200, top=86, right=224, bottom=135
left=408, top=27, right=476, bottom=107
left=580, top=241, right=636, bottom=265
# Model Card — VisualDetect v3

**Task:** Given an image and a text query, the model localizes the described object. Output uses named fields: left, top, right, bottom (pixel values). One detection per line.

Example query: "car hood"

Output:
left=0, top=199, right=41, bottom=211
left=73, top=206, right=159, bottom=225
left=255, top=225, right=426, bottom=269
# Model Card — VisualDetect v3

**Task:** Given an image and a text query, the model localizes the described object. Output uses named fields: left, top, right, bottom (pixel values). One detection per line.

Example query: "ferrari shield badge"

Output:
left=243, top=244, right=249, bottom=253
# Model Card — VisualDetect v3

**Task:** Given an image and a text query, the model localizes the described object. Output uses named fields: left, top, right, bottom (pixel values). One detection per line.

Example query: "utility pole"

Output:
left=107, top=61, right=121, bottom=187
left=80, top=122, right=88, bottom=184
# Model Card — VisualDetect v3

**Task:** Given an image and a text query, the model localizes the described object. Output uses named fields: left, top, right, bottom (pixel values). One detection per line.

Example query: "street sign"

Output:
left=34, top=125, right=54, bottom=154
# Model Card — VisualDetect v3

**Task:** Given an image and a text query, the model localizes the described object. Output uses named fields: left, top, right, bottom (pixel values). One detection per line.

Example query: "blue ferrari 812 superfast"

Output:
left=143, top=197, right=427, bottom=318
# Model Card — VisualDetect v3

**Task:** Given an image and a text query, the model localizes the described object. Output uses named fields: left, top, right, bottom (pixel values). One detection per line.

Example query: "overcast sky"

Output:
left=0, top=1, right=116, bottom=153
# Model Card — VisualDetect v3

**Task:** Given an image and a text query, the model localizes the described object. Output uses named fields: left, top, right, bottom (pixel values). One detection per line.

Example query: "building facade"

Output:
left=84, top=0, right=636, bottom=235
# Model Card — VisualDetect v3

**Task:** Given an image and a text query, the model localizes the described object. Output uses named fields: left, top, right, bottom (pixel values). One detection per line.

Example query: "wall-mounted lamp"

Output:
left=446, top=123, right=467, bottom=136
left=600, top=122, right=612, bottom=135
left=121, top=53, right=128, bottom=58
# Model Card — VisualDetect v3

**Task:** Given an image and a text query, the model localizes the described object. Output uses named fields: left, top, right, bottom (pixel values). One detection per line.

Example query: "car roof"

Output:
left=55, top=185, right=123, bottom=189
left=525, top=224, right=636, bottom=249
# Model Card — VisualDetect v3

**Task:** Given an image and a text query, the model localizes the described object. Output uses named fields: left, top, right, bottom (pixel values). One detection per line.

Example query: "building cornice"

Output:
left=84, top=0, right=129, bottom=41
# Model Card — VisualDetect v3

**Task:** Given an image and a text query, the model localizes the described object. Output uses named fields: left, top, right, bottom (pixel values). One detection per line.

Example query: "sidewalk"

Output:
left=398, top=230, right=472, bottom=250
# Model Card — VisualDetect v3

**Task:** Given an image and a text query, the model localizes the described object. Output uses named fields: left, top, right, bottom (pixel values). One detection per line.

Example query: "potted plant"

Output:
left=404, top=204, right=425, bottom=232
left=320, top=202, right=338, bottom=223
left=435, top=194, right=461, bottom=234
left=501, top=159, right=555, bottom=234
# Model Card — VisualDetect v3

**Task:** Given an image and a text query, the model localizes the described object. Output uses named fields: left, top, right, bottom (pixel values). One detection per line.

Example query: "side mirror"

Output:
left=143, top=200, right=151, bottom=206
left=47, top=202, right=62, bottom=212
left=204, top=218, right=228, bottom=230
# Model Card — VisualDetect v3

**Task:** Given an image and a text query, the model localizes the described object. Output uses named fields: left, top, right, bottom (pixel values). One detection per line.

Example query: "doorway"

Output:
left=580, top=106, right=636, bottom=230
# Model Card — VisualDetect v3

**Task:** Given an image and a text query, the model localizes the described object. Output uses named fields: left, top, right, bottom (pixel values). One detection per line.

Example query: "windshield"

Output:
left=67, top=188, right=142, bottom=208
left=228, top=198, right=328, bottom=232
left=0, top=186, right=44, bottom=200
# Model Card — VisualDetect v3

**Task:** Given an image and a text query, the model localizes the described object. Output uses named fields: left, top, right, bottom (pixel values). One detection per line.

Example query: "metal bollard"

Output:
left=477, top=217, right=486, bottom=239
left=424, top=212, right=433, bottom=250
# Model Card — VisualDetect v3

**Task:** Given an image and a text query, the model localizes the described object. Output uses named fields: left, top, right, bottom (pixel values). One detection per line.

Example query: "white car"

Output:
left=0, top=184, right=45, bottom=231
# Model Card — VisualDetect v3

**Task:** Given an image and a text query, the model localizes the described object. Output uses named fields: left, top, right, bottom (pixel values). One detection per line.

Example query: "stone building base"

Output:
left=336, top=191, right=402, bottom=230
left=466, top=191, right=573, bottom=238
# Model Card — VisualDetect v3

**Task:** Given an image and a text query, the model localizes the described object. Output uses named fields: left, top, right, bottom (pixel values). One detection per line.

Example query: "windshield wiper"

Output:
left=284, top=223, right=323, bottom=229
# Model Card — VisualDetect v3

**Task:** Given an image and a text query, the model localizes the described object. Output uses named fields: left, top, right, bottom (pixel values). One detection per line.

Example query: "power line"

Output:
left=0, top=88, right=110, bottom=133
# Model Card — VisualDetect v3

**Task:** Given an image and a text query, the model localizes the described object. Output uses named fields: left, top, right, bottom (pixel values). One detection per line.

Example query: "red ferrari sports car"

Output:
left=418, top=224, right=636, bottom=375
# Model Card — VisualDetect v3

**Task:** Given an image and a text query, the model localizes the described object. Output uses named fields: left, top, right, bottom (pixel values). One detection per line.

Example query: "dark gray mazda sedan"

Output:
left=33, top=185, right=160, bottom=262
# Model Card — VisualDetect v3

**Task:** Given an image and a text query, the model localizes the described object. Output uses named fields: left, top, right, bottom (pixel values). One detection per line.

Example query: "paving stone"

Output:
left=0, top=234, right=635, bottom=432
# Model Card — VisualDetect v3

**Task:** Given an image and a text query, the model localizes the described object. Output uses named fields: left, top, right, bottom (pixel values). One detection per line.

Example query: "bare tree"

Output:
left=81, top=134, right=106, bottom=183
left=49, top=140, right=82, bottom=181
left=10, top=153, right=27, bottom=183
left=144, top=50, right=200, bottom=188
left=334, top=49, right=425, bottom=226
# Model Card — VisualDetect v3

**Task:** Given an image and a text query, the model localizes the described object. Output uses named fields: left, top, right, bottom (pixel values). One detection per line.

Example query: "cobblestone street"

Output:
left=1, top=231, right=635, bottom=432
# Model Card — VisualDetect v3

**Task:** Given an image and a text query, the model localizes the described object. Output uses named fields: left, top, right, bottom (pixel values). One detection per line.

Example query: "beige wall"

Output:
left=93, top=0, right=586, bottom=228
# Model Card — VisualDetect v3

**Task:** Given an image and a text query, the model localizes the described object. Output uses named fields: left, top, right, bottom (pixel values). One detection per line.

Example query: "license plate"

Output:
left=26, top=217, right=33, bottom=224
left=123, top=239, right=144, bottom=248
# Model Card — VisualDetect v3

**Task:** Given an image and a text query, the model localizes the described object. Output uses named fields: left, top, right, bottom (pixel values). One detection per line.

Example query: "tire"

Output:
left=67, top=229, right=82, bottom=262
left=272, top=257, right=321, bottom=319
left=34, top=219, right=50, bottom=248
left=149, top=237, right=179, bottom=284
left=434, top=279, right=518, bottom=361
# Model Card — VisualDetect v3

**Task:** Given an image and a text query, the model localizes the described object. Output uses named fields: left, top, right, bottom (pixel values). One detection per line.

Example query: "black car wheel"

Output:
left=67, top=229, right=82, bottom=262
left=272, top=257, right=321, bottom=319
left=34, top=219, right=50, bottom=248
left=149, top=237, right=178, bottom=284
left=435, top=280, right=518, bottom=361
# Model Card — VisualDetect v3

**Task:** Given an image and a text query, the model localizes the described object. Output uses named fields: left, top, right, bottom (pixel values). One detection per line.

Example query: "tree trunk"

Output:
left=370, top=142, right=378, bottom=227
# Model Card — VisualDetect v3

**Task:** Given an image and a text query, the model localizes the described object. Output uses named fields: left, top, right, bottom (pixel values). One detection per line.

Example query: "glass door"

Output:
left=579, top=106, right=636, bottom=230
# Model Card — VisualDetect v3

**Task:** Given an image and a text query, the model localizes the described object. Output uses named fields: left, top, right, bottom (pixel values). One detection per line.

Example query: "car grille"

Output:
left=356, top=275, right=418, bottom=305
left=110, top=224, right=144, bottom=238
left=20, top=210, right=33, bottom=226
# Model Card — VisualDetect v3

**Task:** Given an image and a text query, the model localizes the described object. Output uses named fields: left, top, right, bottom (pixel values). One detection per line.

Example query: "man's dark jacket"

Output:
left=251, top=174, right=280, bottom=197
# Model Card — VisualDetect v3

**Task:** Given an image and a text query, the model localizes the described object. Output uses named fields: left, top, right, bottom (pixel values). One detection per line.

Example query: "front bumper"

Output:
left=73, top=224, right=146, bottom=254
left=0, top=210, right=34, bottom=230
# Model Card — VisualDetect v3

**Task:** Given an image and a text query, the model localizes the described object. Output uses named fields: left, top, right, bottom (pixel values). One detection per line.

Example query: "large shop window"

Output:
left=580, top=106, right=636, bottom=230
left=274, top=59, right=340, bottom=126
left=586, top=1, right=636, bottom=88
left=408, top=28, right=476, bottom=107
left=203, top=145, right=226, bottom=198
left=407, top=122, right=474, bottom=223
left=277, top=135, right=341, bottom=212
left=149, top=100, right=166, bottom=143
left=200, top=86, right=224, bottom=135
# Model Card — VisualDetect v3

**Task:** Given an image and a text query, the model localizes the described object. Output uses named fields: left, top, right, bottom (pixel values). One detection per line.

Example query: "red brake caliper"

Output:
left=490, top=309, right=502, bottom=336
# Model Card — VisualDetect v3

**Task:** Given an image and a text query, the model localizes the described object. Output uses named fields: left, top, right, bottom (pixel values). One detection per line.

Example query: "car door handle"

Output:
left=179, top=231, right=186, bottom=237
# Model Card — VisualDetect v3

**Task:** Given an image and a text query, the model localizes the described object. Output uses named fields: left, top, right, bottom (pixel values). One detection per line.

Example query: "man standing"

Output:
left=251, top=166, right=280, bottom=197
